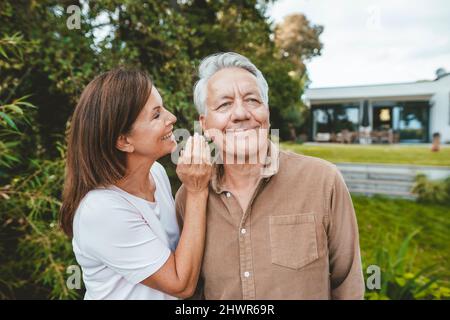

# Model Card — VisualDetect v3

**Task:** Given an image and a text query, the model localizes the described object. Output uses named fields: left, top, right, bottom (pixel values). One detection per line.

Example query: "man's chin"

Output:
left=223, top=149, right=263, bottom=165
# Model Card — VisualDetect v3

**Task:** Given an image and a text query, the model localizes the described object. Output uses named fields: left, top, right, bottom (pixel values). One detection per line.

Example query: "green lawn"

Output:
left=353, top=195, right=450, bottom=281
left=281, top=142, right=450, bottom=166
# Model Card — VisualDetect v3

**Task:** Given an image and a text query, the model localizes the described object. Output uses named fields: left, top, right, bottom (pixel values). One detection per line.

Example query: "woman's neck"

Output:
left=115, top=156, right=156, bottom=201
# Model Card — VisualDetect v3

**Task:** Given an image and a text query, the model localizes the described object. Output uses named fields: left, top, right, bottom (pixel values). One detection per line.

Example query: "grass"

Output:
left=353, top=194, right=450, bottom=281
left=281, top=142, right=450, bottom=166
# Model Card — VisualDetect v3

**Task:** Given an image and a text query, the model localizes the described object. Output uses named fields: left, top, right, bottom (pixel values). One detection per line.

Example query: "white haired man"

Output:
left=175, top=52, right=364, bottom=300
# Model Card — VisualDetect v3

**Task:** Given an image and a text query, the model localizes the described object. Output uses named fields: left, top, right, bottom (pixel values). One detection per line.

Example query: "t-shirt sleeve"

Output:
left=77, top=192, right=171, bottom=284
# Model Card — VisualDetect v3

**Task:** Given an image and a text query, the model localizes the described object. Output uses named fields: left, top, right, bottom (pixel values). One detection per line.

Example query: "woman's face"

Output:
left=124, top=86, right=177, bottom=160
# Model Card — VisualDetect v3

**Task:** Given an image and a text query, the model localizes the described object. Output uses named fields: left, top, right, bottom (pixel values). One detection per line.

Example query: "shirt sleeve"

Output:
left=174, top=184, right=205, bottom=300
left=174, top=184, right=187, bottom=230
left=328, top=168, right=365, bottom=299
left=77, top=193, right=171, bottom=284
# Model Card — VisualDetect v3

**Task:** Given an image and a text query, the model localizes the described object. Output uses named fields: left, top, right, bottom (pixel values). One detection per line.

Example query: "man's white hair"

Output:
left=193, top=52, right=269, bottom=115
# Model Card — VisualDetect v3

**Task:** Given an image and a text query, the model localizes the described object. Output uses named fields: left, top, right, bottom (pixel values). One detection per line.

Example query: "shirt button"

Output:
left=226, top=192, right=231, bottom=198
left=241, top=228, right=247, bottom=235
left=244, top=271, right=250, bottom=278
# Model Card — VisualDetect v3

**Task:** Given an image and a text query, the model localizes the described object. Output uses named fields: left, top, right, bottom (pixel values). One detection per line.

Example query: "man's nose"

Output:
left=231, top=99, right=251, bottom=122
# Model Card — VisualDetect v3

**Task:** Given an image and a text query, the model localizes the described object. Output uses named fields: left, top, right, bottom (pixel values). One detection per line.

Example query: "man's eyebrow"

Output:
left=217, top=94, right=234, bottom=100
left=243, top=90, right=260, bottom=97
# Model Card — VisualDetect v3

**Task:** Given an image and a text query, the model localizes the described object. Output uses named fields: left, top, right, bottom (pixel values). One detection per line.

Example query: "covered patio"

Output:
left=304, top=69, right=450, bottom=144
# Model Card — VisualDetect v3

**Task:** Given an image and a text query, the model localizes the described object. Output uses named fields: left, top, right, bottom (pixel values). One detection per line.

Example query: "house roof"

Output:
left=304, top=72, right=450, bottom=103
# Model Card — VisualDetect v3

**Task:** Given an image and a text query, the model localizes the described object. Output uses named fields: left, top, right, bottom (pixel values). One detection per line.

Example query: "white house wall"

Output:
left=305, top=75, right=450, bottom=143
left=430, top=76, right=450, bottom=142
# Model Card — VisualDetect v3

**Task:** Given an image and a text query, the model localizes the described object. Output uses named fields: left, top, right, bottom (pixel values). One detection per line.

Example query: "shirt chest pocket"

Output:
left=269, top=214, right=321, bottom=270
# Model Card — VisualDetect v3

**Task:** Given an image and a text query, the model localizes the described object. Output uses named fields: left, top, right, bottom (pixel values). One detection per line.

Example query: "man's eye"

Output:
left=247, top=98, right=259, bottom=103
left=218, top=102, right=232, bottom=109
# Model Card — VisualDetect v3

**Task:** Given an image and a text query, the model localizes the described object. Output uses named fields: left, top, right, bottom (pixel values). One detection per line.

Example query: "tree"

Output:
left=272, top=13, right=323, bottom=140
left=0, top=0, right=323, bottom=298
left=275, top=13, right=323, bottom=77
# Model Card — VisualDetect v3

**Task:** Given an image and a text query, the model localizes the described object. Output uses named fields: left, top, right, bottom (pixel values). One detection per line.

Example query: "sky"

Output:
left=268, top=0, right=450, bottom=88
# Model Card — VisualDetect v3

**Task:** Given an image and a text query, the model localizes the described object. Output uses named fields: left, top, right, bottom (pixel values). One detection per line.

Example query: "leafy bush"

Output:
left=364, top=230, right=450, bottom=300
left=0, top=141, right=82, bottom=299
left=0, top=32, right=79, bottom=299
left=412, top=174, right=450, bottom=205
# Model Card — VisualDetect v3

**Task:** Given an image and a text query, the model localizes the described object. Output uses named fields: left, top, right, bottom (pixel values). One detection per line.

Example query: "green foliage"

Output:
left=412, top=174, right=450, bottom=205
left=352, top=194, right=450, bottom=300
left=364, top=230, right=449, bottom=300
left=1, top=152, right=82, bottom=299
left=0, top=95, right=36, bottom=171
left=0, top=0, right=321, bottom=299
left=0, top=32, right=36, bottom=174
left=0, top=31, right=80, bottom=298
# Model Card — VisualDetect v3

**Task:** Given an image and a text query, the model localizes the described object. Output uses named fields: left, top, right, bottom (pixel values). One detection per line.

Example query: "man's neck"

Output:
left=222, top=163, right=262, bottom=191
left=222, top=143, right=268, bottom=191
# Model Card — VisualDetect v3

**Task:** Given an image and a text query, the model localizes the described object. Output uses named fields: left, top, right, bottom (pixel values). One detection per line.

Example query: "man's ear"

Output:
left=199, top=114, right=207, bottom=135
left=116, top=134, right=134, bottom=153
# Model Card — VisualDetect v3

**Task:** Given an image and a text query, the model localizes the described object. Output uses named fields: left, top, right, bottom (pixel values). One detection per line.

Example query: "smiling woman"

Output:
left=59, top=68, right=212, bottom=300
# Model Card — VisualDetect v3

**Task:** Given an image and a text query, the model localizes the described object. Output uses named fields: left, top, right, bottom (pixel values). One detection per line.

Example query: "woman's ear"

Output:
left=116, top=134, right=134, bottom=153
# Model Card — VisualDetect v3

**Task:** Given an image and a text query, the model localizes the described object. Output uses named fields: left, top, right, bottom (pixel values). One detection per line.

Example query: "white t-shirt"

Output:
left=72, top=162, right=180, bottom=300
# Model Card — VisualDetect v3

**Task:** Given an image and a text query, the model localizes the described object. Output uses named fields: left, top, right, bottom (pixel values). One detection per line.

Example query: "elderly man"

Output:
left=175, top=52, right=364, bottom=300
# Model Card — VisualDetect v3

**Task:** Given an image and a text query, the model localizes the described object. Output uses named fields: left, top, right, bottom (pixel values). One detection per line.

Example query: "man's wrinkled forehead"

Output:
left=206, top=68, right=261, bottom=99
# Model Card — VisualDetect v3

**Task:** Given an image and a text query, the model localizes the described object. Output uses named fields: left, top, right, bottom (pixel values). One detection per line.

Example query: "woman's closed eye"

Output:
left=152, top=106, right=162, bottom=119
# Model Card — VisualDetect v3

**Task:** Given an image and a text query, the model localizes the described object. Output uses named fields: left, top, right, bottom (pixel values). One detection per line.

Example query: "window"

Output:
left=312, top=103, right=360, bottom=140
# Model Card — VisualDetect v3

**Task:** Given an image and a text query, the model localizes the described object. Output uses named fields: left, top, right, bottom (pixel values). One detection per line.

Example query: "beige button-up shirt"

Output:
left=175, top=142, right=364, bottom=300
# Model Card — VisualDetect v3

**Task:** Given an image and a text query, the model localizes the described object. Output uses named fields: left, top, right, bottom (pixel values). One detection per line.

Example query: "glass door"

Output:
left=398, top=102, right=430, bottom=142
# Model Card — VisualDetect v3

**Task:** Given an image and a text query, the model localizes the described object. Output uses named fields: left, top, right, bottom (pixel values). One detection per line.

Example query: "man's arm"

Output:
left=327, top=168, right=365, bottom=300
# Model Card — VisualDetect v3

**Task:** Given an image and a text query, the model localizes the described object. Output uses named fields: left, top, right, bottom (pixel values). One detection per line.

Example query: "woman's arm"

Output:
left=141, top=133, right=211, bottom=298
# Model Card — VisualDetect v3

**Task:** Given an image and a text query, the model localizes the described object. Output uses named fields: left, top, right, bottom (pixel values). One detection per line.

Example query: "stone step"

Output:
left=333, top=162, right=450, bottom=199
left=368, top=172, right=416, bottom=182
left=345, top=178, right=413, bottom=193
left=336, top=163, right=450, bottom=181
left=339, top=170, right=416, bottom=182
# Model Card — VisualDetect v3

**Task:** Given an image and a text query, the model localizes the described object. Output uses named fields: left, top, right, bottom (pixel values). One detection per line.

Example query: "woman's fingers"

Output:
left=176, top=133, right=212, bottom=193
left=193, top=132, right=201, bottom=165
left=184, top=136, right=193, bottom=164
left=180, top=133, right=211, bottom=166
left=200, top=135, right=211, bottom=165
left=203, top=139, right=212, bottom=165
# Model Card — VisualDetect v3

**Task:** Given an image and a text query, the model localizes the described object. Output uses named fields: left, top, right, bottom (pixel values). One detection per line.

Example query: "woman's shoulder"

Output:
left=151, top=161, right=173, bottom=193
left=82, top=188, right=128, bottom=205
left=76, top=188, right=136, bottom=222
left=150, top=161, right=168, bottom=178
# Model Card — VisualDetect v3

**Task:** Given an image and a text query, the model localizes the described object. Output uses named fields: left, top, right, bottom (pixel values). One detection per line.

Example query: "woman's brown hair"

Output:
left=60, top=68, right=153, bottom=238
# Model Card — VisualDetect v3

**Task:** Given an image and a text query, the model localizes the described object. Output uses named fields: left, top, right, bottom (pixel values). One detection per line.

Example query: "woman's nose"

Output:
left=165, top=110, right=177, bottom=126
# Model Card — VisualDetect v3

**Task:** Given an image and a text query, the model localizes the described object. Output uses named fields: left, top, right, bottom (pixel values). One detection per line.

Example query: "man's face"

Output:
left=200, top=67, right=270, bottom=164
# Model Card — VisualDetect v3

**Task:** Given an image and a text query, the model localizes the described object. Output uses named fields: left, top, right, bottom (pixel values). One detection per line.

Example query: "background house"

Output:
left=304, top=69, right=450, bottom=144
